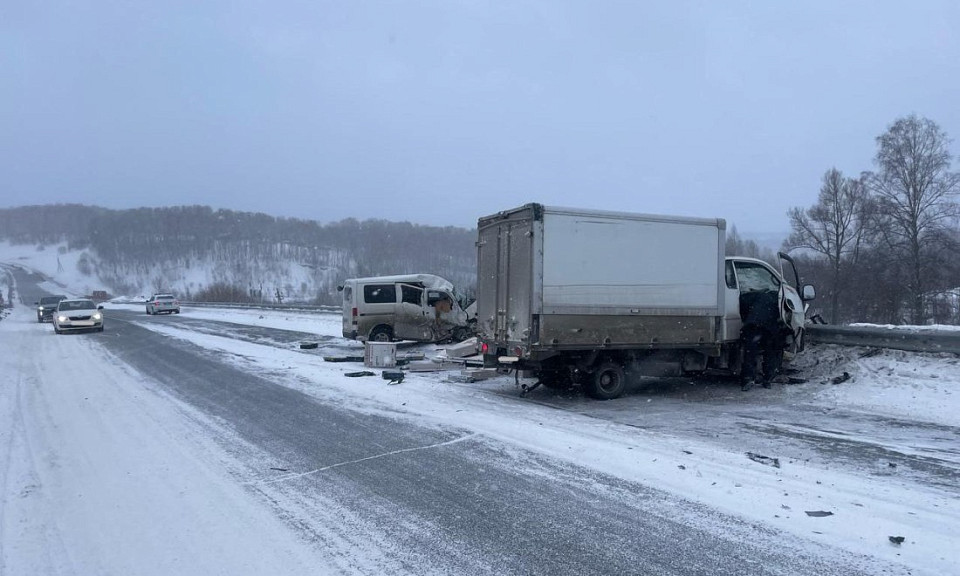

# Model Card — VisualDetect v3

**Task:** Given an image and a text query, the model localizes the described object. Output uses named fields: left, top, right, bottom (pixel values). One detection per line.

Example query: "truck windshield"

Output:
left=734, top=262, right=781, bottom=292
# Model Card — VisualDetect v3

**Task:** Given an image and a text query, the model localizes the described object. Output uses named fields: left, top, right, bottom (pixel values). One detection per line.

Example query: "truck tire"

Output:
left=586, top=362, right=626, bottom=400
left=368, top=325, right=393, bottom=342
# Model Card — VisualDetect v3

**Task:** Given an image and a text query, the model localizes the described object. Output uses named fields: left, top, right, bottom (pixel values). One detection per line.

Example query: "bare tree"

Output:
left=725, top=225, right=775, bottom=263
left=785, top=168, right=871, bottom=323
left=866, top=115, right=960, bottom=324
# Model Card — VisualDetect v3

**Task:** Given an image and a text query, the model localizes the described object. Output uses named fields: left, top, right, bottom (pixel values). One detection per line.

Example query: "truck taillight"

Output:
left=352, top=307, right=358, bottom=317
left=514, top=346, right=523, bottom=356
left=481, top=342, right=489, bottom=354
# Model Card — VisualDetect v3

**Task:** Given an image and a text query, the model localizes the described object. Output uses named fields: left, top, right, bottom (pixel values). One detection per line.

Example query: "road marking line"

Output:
left=250, top=432, right=479, bottom=486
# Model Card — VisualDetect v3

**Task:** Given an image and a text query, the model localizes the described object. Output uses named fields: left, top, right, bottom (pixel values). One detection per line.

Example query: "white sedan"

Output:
left=53, top=299, right=105, bottom=334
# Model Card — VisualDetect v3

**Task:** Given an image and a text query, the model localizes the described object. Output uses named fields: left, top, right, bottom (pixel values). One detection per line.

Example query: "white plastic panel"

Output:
left=541, top=212, right=721, bottom=311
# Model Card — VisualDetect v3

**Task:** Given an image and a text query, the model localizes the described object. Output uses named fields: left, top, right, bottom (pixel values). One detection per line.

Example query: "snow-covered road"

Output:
left=120, top=305, right=958, bottom=574
left=2, top=266, right=958, bottom=575
left=0, top=305, right=332, bottom=575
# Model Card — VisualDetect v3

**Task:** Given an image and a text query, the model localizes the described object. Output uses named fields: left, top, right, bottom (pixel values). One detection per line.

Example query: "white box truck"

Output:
left=476, top=204, right=815, bottom=399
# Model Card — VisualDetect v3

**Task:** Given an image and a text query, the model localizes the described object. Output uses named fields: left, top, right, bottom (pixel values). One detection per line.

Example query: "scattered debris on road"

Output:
left=406, top=360, right=445, bottom=372
left=889, top=536, right=905, bottom=545
left=804, top=510, right=834, bottom=517
left=443, top=337, right=478, bottom=358
left=830, top=372, right=851, bottom=385
left=299, top=342, right=319, bottom=350
left=746, top=452, right=781, bottom=468
left=382, top=370, right=405, bottom=384
left=459, top=367, right=498, bottom=382
left=344, top=371, right=376, bottom=377
left=324, top=355, right=365, bottom=363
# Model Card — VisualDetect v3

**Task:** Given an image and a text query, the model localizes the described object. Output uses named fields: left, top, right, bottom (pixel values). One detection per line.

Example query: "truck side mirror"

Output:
left=801, top=285, right=816, bottom=301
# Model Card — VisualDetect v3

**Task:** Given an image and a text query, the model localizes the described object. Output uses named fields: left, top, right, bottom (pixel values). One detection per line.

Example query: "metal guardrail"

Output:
left=114, top=300, right=339, bottom=314
left=806, top=325, right=960, bottom=354
left=180, top=301, right=339, bottom=313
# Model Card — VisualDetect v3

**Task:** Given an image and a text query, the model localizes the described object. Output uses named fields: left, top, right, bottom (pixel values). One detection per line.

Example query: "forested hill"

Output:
left=0, top=205, right=476, bottom=304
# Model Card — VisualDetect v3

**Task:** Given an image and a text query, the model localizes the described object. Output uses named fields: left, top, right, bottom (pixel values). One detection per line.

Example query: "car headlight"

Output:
left=93, top=313, right=102, bottom=321
left=38, top=306, right=44, bottom=311
left=57, top=315, right=67, bottom=322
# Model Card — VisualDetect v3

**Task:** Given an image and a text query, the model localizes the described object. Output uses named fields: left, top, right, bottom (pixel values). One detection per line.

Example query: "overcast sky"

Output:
left=2, top=1, right=958, bottom=236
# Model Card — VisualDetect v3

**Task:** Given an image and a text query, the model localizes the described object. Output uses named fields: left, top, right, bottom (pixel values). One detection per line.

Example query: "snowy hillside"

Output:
left=0, top=205, right=477, bottom=302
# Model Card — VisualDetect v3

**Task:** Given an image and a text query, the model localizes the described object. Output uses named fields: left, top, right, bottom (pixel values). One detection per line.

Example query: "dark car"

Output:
left=36, top=295, right=67, bottom=322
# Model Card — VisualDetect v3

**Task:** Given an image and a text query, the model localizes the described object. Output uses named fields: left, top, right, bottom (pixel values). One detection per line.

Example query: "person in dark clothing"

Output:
left=739, top=290, right=785, bottom=391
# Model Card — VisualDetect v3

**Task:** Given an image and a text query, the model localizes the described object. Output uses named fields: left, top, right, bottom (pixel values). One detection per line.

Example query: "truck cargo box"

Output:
left=477, top=204, right=727, bottom=355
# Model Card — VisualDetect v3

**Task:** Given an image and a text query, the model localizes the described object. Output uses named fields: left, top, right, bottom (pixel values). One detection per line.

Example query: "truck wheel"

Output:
left=586, top=362, right=626, bottom=400
left=368, top=325, right=393, bottom=342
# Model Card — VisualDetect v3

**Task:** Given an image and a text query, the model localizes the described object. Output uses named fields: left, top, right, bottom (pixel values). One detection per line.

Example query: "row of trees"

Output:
left=0, top=205, right=477, bottom=303
left=785, top=115, right=960, bottom=324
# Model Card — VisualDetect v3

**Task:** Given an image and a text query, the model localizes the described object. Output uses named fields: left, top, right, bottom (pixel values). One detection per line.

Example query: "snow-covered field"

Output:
left=3, top=260, right=959, bottom=575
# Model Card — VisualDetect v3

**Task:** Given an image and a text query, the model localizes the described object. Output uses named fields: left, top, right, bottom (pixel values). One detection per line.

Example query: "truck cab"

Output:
left=724, top=253, right=816, bottom=357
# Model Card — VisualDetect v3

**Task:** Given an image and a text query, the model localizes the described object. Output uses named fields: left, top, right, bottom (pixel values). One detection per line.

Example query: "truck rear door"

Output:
left=477, top=211, right=534, bottom=346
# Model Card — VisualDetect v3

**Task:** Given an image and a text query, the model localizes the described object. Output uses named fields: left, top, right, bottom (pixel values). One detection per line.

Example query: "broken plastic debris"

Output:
left=830, top=372, right=851, bottom=385
left=746, top=452, right=781, bottom=468
left=382, top=370, right=405, bottom=384
left=804, top=510, right=834, bottom=517
left=324, top=355, right=365, bottom=363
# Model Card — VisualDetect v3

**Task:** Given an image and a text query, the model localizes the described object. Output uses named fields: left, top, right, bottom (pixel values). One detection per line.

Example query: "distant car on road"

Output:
left=146, top=293, right=180, bottom=315
left=53, top=299, right=104, bottom=334
left=35, top=295, right=67, bottom=323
